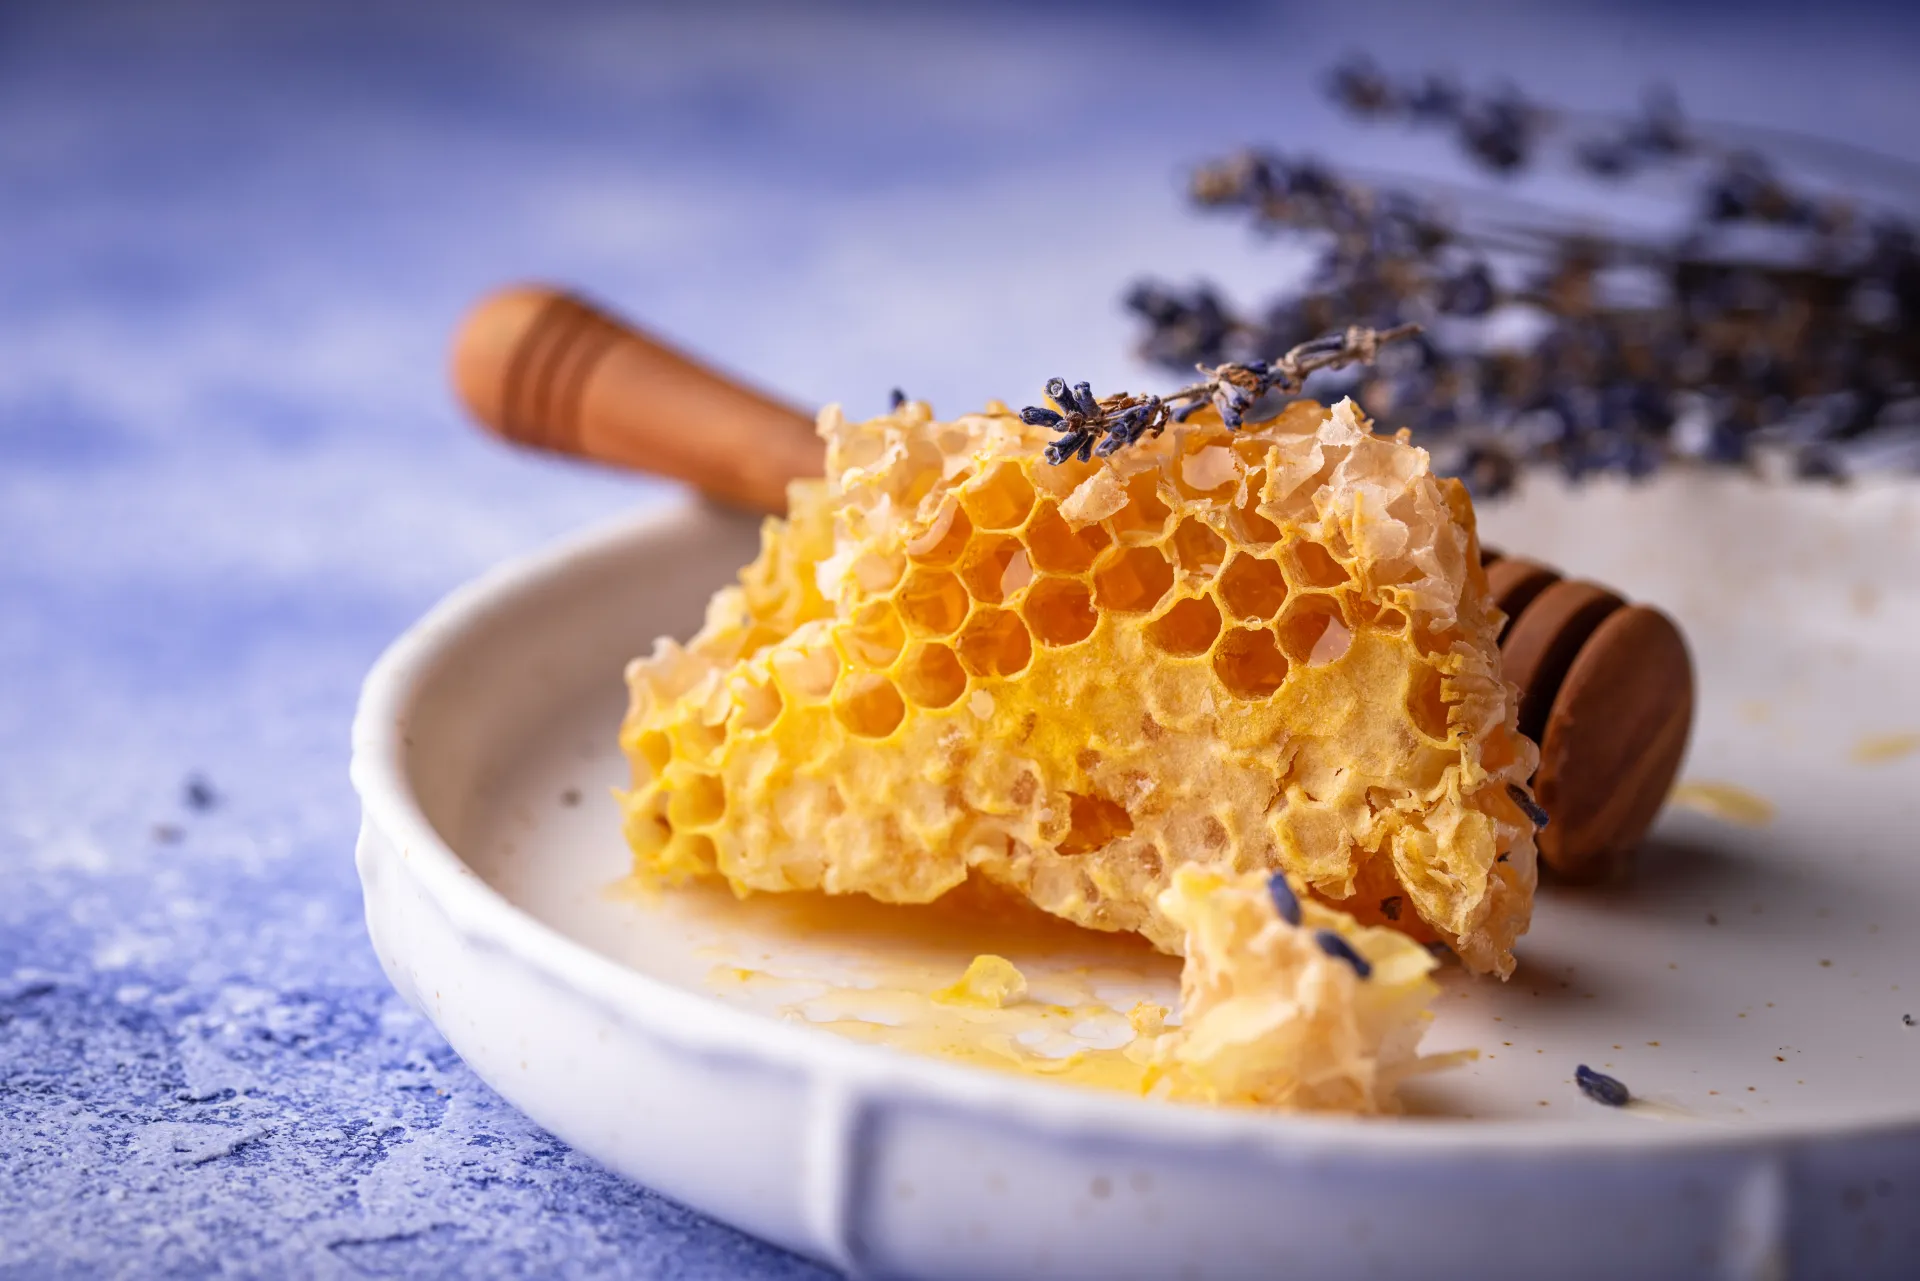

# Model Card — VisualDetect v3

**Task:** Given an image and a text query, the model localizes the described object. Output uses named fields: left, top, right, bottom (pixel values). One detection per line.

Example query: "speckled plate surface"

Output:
left=351, top=474, right=1920, bottom=1280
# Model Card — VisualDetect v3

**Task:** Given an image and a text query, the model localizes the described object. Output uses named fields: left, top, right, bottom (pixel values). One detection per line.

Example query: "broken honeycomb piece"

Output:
left=620, top=393, right=1539, bottom=986
left=1142, top=866, right=1446, bottom=1111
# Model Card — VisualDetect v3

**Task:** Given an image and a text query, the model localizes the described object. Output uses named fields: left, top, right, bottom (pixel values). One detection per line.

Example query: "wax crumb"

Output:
left=1127, top=1000, right=1168, bottom=1036
left=934, top=955, right=1029, bottom=1009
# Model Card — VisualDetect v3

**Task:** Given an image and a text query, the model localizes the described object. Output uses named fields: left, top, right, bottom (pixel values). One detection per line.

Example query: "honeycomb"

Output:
left=620, top=394, right=1540, bottom=983
left=1143, top=866, right=1445, bottom=1111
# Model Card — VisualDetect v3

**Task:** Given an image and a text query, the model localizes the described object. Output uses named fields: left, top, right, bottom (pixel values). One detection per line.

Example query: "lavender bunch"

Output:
left=1123, top=62, right=1920, bottom=494
left=1326, top=55, right=1685, bottom=179
left=1020, top=324, right=1420, bottom=464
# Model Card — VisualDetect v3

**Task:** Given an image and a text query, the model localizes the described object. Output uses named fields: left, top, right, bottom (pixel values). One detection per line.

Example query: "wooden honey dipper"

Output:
left=451, top=284, right=1694, bottom=881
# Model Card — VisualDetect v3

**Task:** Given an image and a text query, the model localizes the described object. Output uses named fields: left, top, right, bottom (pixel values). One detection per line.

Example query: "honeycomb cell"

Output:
left=896, top=439, right=944, bottom=511
left=732, top=680, right=783, bottom=732
left=669, top=716, right=727, bottom=764
left=663, top=831, right=717, bottom=871
left=998, top=548, right=1033, bottom=599
left=1146, top=596, right=1221, bottom=657
left=1407, top=660, right=1451, bottom=740
left=1107, top=470, right=1172, bottom=542
left=1025, top=500, right=1109, bottom=574
left=906, top=502, right=972, bottom=567
left=958, top=534, right=1028, bottom=605
left=842, top=599, right=906, bottom=668
left=772, top=645, right=841, bottom=701
left=955, top=607, right=1033, bottom=678
left=669, top=772, right=727, bottom=828
left=1217, top=553, right=1289, bottom=622
left=1269, top=399, right=1327, bottom=434
left=1059, top=792, right=1135, bottom=856
left=840, top=414, right=895, bottom=466
left=1231, top=435, right=1274, bottom=466
left=965, top=461, right=1036, bottom=530
left=1171, top=518, right=1227, bottom=575
left=635, top=730, right=671, bottom=781
left=897, top=641, right=968, bottom=708
left=1094, top=544, right=1174, bottom=613
left=1279, top=594, right=1352, bottom=666
left=1290, top=540, right=1350, bottom=589
left=1231, top=473, right=1281, bottom=544
left=625, top=789, right=671, bottom=855
left=895, top=567, right=970, bottom=636
left=1023, top=576, right=1098, bottom=647
left=1350, top=597, right=1408, bottom=636
left=1213, top=627, right=1290, bottom=699
left=933, top=424, right=974, bottom=458
left=1027, top=449, right=1099, bottom=501
left=850, top=548, right=905, bottom=596
left=833, top=672, right=907, bottom=738
left=1177, top=443, right=1240, bottom=498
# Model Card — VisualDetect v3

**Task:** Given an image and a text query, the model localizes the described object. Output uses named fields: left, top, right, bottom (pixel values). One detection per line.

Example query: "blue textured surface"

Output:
left=3, top=2, right=1916, bottom=1276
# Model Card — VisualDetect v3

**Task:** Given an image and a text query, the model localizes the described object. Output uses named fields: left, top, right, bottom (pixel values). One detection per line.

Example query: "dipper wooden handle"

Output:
left=450, top=285, right=822, bottom=513
left=1482, top=551, right=1694, bottom=882
left=450, top=285, right=1695, bottom=879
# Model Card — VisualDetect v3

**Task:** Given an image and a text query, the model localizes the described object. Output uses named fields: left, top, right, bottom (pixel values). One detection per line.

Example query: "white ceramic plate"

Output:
left=351, top=474, right=1920, bottom=1280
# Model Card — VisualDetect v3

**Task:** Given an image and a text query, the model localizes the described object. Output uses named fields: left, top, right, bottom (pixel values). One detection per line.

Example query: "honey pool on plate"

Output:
left=640, top=880, right=1184, bottom=1093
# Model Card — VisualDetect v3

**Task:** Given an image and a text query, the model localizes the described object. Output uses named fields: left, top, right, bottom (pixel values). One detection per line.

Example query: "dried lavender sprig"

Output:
left=1330, top=55, right=1920, bottom=200
left=1021, top=323, right=1421, bottom=464
left=1190, top=147, right=1681, bottom=270
left=1128, top=84, right=1920, bottom=497
left=1330, top=56, right=1671, bottom=183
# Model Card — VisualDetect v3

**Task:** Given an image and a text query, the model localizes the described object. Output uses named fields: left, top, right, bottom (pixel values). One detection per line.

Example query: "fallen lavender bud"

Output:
left=1267, top=872, right=1302, bottom=927
left=1314, top=930, right=1374, bottom=980
left=1575, top=1064, right=1632, bottom=1107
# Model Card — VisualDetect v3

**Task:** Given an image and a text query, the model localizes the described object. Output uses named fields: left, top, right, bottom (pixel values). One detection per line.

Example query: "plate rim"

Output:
left=349, top=495, right=1920, bottom=1158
